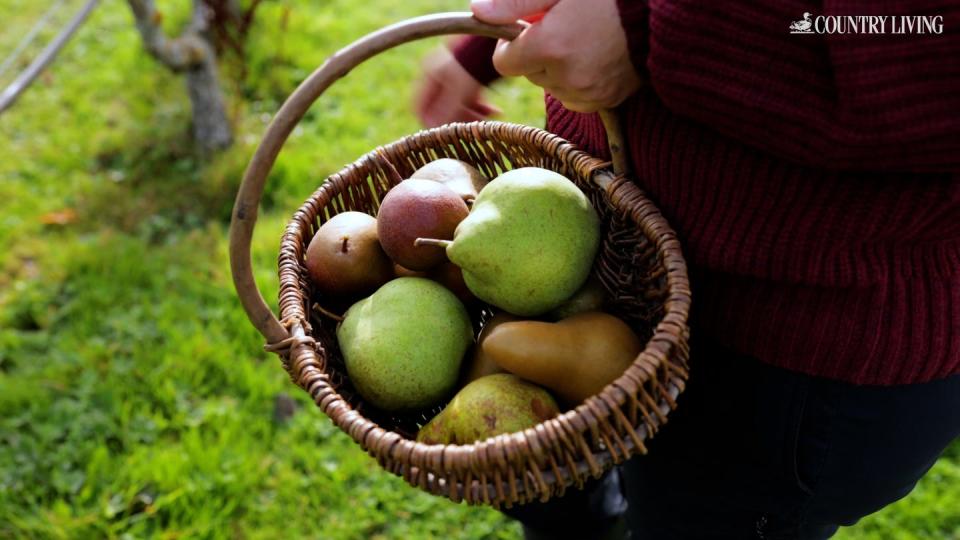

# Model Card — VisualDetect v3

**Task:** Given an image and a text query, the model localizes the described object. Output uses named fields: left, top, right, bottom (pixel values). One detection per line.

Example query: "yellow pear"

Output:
left=482, top=312, right=643, bottom=405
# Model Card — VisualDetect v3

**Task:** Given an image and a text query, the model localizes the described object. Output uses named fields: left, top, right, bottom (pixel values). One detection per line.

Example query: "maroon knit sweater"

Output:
left=453, top=1, right=960, bottom=385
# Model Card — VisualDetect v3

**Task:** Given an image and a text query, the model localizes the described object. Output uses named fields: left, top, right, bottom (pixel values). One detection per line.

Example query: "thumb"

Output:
left=471, top=0, right=559, bottom=25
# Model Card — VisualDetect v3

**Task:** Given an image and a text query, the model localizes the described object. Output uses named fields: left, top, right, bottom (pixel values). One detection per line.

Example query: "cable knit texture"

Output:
left=452, top=1, right=960, bottom=385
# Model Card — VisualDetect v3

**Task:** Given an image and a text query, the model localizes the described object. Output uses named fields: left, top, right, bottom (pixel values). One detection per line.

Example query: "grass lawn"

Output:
left=0, top=0, right=956, bottom=538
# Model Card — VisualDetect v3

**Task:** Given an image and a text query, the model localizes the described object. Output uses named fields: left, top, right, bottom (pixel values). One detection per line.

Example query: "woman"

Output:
left=415, top=1, right=960, bottom=538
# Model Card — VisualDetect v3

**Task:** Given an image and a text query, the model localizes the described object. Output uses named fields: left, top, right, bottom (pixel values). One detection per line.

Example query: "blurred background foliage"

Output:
left=0, top=0, right=956, bottom=538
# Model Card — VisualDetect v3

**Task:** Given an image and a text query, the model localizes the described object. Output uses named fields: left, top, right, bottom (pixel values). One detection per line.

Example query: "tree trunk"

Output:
left=127, top=0, right=232, bottom=151
left=185, top=55, right=232, bottom=149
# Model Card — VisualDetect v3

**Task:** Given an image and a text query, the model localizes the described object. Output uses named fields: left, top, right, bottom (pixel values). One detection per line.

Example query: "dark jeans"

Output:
left=506, top=339, right=960, bottom=539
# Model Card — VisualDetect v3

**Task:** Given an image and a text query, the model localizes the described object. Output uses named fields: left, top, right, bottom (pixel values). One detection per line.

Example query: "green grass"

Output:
left=0, top=0, right=956, bottom=538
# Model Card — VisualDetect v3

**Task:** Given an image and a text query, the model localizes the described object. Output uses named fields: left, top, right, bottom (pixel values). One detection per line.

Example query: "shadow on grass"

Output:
left=76, top=125, right=253, bottom=244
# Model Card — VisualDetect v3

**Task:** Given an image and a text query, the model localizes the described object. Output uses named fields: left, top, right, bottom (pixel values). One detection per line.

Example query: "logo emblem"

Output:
left=790, top=12, right=814, bottom=33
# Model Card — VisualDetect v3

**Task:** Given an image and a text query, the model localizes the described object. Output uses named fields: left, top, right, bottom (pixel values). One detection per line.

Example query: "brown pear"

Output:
left=393, top=263, right=426, bottom=279
left=482, top=311, right=643, bottom=405
left=459, top=312, right=517, bottom=385
left=396, top=262, right=475, bottom=304
left=410, top=158, right=489, bottom=203
left=304, top=211, right=393, bottom=299
left=427, top=262, right=476, bottom=306
left=377, top=179, right=469, bottom=270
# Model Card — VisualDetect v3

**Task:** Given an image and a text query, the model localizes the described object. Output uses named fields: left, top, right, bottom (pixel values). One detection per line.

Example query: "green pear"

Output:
left=416, top=167, right=600, bottom=316
left=416, top=373, right=560, bottom=445
left=545, top=276, right=607, bottom=321
left=416, top=411, right=453, bottom=445
left=337, top=277, right=473, bottom=412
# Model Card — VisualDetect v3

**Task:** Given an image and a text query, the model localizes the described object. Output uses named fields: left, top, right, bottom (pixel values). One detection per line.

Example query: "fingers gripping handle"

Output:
left=229, top=12, right=629, bottom=342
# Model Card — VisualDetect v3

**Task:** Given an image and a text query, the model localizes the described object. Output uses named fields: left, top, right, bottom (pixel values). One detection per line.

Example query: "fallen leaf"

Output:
left=39, top=208, right=77, bottom=226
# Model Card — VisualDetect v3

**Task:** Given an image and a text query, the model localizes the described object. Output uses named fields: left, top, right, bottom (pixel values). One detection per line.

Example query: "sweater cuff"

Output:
left=450, top=35, right=501, bottom=86
left=616, top=0, right=650, bottom=76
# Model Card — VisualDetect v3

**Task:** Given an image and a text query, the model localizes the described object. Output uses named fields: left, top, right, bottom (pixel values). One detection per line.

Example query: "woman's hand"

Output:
left=414, top=46, right=501, bottom=128
left=472, top=0, right=640, bottom=113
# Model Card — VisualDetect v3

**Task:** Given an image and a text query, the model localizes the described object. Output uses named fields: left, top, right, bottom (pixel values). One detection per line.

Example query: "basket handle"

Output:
left=230, top=12, right=631, bottom=344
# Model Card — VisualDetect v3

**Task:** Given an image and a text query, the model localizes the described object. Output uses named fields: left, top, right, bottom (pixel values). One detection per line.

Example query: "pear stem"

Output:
left=312, top=302, right=344, bottom=322
left=414, top=238, right=453, bottom=249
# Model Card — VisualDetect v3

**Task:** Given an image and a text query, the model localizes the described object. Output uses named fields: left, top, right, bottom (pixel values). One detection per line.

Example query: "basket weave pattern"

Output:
left=270, top=122, right=690, bottom=507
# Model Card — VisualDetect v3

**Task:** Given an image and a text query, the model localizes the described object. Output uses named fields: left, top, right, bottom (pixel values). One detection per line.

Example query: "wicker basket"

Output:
left=229, top=13, right=691, bottom=508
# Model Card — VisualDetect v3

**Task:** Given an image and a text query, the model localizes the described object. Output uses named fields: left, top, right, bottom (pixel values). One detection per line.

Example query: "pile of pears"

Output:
left=304, top=158, right=644, bottom=445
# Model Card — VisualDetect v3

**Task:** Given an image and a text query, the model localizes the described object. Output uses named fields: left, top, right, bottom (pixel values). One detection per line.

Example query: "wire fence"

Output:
left=0, top=0, right=100, bottom=114
left=0, top=0, right=69, bottom=80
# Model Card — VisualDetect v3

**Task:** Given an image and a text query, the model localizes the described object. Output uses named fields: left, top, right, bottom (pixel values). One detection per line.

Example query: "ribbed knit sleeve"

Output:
left=616, top=0, right=650, bottom=76
left=543, top=3, right=960, bottom=386
left=645, top=0, right=960, bottom=171
left=450, top=35, right=500, bottom=86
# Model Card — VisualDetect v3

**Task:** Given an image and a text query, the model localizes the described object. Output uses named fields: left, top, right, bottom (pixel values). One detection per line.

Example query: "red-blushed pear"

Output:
left=410, top=158, right=489, bottom=203
left=377, top=179, right=468, bottom=271
left=304, top=211, right=393, bottom=300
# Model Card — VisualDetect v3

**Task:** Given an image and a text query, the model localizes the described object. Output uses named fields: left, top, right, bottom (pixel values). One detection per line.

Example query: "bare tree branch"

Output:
left=127, top=0, right=208, bottom=70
